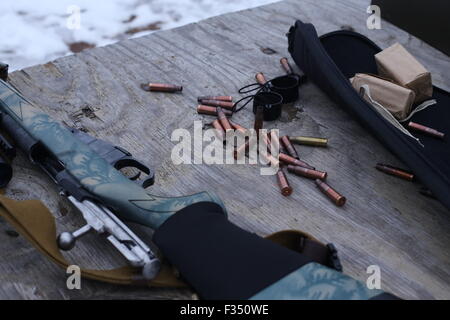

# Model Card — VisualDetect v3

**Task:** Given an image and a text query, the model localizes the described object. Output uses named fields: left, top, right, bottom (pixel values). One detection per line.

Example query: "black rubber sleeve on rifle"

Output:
left=153, top=202, right=313, bottom=300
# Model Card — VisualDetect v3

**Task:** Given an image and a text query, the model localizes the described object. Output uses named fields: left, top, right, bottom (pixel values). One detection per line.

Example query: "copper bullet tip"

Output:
left=255, top=72, right=267, bottom=85
left=280, top=57, right=293, bottom=74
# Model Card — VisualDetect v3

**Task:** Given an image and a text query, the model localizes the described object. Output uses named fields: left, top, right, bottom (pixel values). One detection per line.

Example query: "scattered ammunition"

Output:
left=141, top=83, right=183, bottom=92
left=280, top=57, right=293, bottom=74
left=266, top=131, right=281, bottom=155
left=278, top=140, right=287, bottom=154
left=315, top=179, right=346, bottom=207
left=277, top=169, right=293, bottom=196
left=290, top=136, right=328, bottom=147
left=197, top=105, right=232, bottom=117
left=419, top=187, right=437, bottom=200
left=234, top=139, right=251, bottom=160
left=261, top=133, right=273, bottom=154
left=260, top=152, right=280, bottom=168
left=375, top=163, right=414, bottom=181
left=211, top=119, right=225, bottom=140
left=268, top=130, right=280, bottom=142
left=408, top=121, right=445, bottom=139
left=200, top=99, right=235, bottom=110
left=234, top=133, right=279, bottom=165
left=279, top=153, right=315, bottom=170
left=255, top=72, right=268, bottom=85
left=287, top=165, right=327, bottom=180
left=229, top=120, right=248, bottom=135
left=217, top=107, right=233, bottom=131
left=254, top=105, right=264, bottom=133
left=198, top=96, right=233, bottom=103
left=280, top=136, right=300, bottom=159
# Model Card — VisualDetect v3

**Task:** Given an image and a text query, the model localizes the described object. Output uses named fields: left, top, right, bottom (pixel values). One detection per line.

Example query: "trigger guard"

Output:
left=128, top=171, right=141, bottom=181
left=113, top=158, right=154, bottom=186
left=114, top=158, right=150, bottom=174
left=140, top=176, right=154, bottom=189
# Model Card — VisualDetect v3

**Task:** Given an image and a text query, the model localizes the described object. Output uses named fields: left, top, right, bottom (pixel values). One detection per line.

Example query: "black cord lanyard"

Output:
left=233, top=82, right=270, bottom=113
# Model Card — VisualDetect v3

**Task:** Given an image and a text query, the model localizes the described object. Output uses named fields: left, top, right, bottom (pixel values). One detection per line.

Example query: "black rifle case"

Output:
left=287, top=21, right=450, bottom=210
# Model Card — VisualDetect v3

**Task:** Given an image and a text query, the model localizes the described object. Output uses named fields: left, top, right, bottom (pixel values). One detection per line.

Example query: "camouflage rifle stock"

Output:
left=0, top=75, right=226, bottom=280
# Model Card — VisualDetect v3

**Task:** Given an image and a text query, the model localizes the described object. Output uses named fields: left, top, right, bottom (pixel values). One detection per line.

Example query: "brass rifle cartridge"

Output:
left=141, top=83, right=183, bottom=92
left=211, top=120, right=225, bottom=140
left=277, top=169, right=293, bottom=196
left=201, top=99, right=235, bottom=110
left=229, top=121, right=248, bottom=135
left=198, top=96, right=233, bottom=103
left=375, top=163, right=414, bottom=181
left=290, top=136, right=328, bottom=147
left=279, top=153, right=315, bottom=170
left=217, top=107, right=233, bottom=131
left=197, top=105, right=232, bottom=117
left=280, top=57, right=293, bottom=74
left=287, top=165, right=327, bottom=180
left=255, top=72, right=268, bottom=85
left=280, top=136, right=300, bottom=159
left=315, top=179, right=346, bottom=207
left=408, top=121, right=445, bottom=139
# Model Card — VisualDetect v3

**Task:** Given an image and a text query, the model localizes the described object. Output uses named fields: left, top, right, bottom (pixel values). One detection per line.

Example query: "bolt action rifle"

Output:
left=0, top=64, right=225, bottom=280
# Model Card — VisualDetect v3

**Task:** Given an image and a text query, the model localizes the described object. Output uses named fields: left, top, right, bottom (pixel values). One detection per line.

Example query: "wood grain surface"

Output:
left=0, top=0, right=449, bottom=299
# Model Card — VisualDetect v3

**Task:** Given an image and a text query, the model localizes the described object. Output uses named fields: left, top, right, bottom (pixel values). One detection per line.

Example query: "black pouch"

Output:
left=266, top=74, right=301, bottom=104
left=287, top=20, right=450, bottom=210
left=252, top=90, right=283, bottom=121
left=237, top=75, right=300, bottom=121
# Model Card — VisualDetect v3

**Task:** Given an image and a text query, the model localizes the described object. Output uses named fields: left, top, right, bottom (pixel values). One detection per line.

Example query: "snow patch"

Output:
left=1, top=0, right=279, bottom=71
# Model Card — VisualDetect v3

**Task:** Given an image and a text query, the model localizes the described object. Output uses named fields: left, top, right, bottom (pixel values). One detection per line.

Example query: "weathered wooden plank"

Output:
left=0, top=0, right=449, bottom=299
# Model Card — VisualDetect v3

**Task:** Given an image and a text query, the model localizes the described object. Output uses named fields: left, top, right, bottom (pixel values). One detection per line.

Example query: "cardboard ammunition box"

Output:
left=375, top=43, right=432, bottom=103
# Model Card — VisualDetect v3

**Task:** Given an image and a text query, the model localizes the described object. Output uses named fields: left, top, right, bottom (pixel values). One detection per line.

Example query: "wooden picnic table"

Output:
left=0, top=0, right=449, bottom=299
